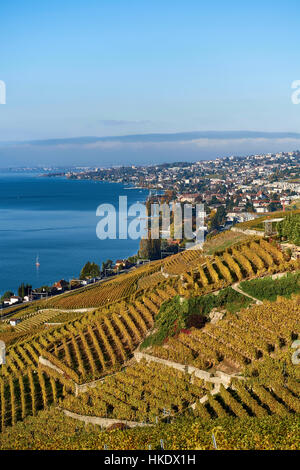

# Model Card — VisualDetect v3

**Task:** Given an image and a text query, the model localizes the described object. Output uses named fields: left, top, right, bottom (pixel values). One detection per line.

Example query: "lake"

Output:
left=0, top=172, right=148, bottom=296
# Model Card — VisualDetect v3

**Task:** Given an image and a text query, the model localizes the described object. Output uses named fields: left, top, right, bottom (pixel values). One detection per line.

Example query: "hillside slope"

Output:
left=0, top=237, right=299, bottom=449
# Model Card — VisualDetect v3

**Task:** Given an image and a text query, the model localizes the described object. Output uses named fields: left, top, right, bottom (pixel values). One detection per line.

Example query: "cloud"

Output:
left=186, top=136, right=300, bottom=149
left=13, top=130, right=300, bottom=147
left=97, top=119, right=153, bottom=127
left=1, top=131, right=300, bottom=167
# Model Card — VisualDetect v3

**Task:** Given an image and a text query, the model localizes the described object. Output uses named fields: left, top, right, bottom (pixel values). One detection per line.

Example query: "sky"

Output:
left=1, top=0, right=300, bottom=166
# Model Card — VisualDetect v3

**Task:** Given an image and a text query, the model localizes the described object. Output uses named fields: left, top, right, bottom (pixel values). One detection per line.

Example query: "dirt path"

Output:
left=231, top=282, right=263, bottom=305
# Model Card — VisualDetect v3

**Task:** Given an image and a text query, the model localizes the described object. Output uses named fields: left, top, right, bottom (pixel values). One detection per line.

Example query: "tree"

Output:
left=35, top=285, right=51, bottom=293
left=277, top=214, right=300, bottom=245
left=18, top=283, right=32, bottom=298
left=101, top=259, right=113, bottom=275
left=216, top=205, right=226, bottom=225
left=210, top=205, right=226, bottom=230
left=127, top=255, right=138, bottom=265
left=225, top=197, right=235, bottom=211
left=268, top=201, right=282, bottom=212
left=80, top=261, right=100, bottom=279
left=1, top=291, right=14, bottom=302
left=245, top=201, right=254, bottom=212
left=138, top=238, right=161, bottom=260
left=89, top=262, right=101, bottom=278
left=80, top=261, right=91, bottom=279
left=210, top=195, right=219, bottom=205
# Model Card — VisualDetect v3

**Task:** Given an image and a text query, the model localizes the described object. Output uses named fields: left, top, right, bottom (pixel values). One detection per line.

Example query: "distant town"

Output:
left=52, top=149, right=299, bottom=218
left=2, top=149, right=299, bottom=311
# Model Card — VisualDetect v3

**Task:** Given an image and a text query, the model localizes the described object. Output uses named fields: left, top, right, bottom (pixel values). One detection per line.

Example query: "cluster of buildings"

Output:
left=2, top=260, right=135, bottom=309
left=1, top=279, right=71, bottom=307
left=64, top=150, right=300, bottom=224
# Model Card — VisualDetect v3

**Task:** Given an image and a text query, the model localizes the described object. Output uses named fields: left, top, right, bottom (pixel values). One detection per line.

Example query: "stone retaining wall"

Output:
left=134, top=351, right=232, bottom=386
left=231, top=227, right=264, bottom=236
left=39, top=356, right=65, bottom=376
left=62, top=408, right=152, bottom=428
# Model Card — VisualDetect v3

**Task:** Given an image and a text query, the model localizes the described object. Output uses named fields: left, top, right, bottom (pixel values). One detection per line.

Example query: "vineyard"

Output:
left=0, top=369, right=64, bottom=431
left=146, top=295, right=300, bottom=371
left=42, top=272, right=144, bottom=310
left=19, top=238, right=297, bottom=314
left=0, top=239, right=298, bottom=382
left=0, top=407, right=298, bottom=450
left=61, top=317, right=300, bottom=426
left=203, top=230, right=250, bottom=255
left=0, top=237, right=298, bottom=449
left=14, top=310, right=65, bottom=332
left=42, top=260, right=164, bottom=310
left=137, top=271, right=165, bottom=290
left=62, top=359, right=300, bottom=424
left=178, top=239, right=298, bottom=300
left=41, top=248, right=206, bottom=309
left=162, top=249, right=206, bottom=275
left=0, top=284, right=176, bottom=383
left=42, top=286, right=180, bottom=383
left=194, top=377, right=300, bottom=420
left=63, top=360, right=208, bottom=422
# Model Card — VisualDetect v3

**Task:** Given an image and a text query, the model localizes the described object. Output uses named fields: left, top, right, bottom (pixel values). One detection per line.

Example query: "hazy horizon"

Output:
left=0, top=129, right=300, bottom=168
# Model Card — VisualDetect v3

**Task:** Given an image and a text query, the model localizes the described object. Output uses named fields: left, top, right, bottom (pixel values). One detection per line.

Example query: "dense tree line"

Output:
left=240, top=272, right=300, bottom=301
left=277, top=213, right=300, bottom=245
left=18, top=283, right=32, bottom=298
left=79, top=261, right=101, bottom=279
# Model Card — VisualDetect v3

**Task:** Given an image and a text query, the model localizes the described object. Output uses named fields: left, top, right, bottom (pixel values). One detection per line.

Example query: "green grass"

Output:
left=240, top=271, right=300, bottom=301
left=49, top=310, right=86, bottom=323
left=141, top=287, right=252, bottom=348
left=203, top=231, right=251, bottom=255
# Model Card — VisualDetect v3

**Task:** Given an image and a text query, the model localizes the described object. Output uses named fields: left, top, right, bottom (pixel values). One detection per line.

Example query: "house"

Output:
left=178, top=193, right=201, bottom=203
left=115, top=259, right=125, bottom=268
left=53, top=279, right=69, bottom=291
left=4, top=296, right=23, bottom=306
left=90, top=277, right=101, bottom=283
left=9, top=319, right=22, bottom=327
left=115, top=259, right=131, bottom=270
left=256, top=207, right=268, bottom=214
left=32, top=290, right=51, bottom=299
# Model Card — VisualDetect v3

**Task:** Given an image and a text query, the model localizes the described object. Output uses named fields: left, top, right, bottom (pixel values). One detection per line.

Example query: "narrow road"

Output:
left=38, top=308, right=96, bottom=313
left=231, top=282, right=263, bottom=305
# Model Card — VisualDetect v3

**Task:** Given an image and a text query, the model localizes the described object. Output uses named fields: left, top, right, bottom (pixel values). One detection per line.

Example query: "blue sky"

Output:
left=1, top=0, right=300, bottom=165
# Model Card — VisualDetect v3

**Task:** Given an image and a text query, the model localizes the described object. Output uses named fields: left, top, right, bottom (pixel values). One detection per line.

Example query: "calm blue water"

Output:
left=0, top=172, right=148, bottom=296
